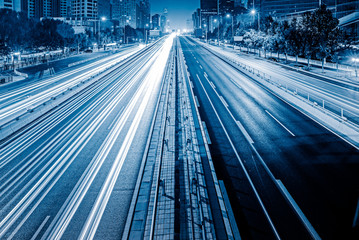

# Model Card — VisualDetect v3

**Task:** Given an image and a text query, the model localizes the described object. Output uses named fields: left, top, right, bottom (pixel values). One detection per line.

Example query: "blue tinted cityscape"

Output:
left=0, top=0, right=358, bottom=239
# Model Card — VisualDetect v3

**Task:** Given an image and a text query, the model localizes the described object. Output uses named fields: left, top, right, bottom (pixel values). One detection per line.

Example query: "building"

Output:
left=136, top=0, right=150, bottom=29
left=192, top=8, right=201, bottom=30
left=201, top=0, right=217, bottom=15
left=71, top=0, right=98, bottom=20
left=151, top=13, right=160, bottom=30
left=51, top=0, right=70, bottom=17
left=0, top=0, right=21, bottom=11
left=259, top=1, right=358, bottom=40
left=112, top=0, right=137, bottom=28
left=160, top=14, right=166, bottom=32
left=98, top=0, right=112, bottom=20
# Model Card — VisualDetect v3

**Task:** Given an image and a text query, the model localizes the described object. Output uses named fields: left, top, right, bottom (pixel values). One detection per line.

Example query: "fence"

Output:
left=232, top=59, right=359, bottom=128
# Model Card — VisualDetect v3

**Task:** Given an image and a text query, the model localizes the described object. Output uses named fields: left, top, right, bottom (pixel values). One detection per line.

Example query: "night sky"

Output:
left=150, top=0, right=199, bottom=30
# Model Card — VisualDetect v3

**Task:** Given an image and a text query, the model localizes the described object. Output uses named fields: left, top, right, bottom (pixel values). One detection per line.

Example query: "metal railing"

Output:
left=232, top=60, right=359, bottom=128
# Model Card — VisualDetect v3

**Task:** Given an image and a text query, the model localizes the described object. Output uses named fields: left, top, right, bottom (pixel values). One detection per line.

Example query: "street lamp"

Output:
left=352, top=58, right=359, bottom=79
left=214, top=19, right=219, bottom=46
left=144, top=23, right=149, bottom=45
left=203, top=24, right=208, bottom=43
left=124, top=19, right=129, bottom=44
left=226, top=13, right=234, bottom=49
left=98, top=16, right=107, bottom=48
left=250, top=9, right=260, bottom=31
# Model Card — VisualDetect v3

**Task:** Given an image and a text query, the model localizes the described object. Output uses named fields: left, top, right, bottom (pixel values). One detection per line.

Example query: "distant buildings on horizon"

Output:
left=0, top=0, right=170, bottom=32
left=193, top=0, right=358, bottom=38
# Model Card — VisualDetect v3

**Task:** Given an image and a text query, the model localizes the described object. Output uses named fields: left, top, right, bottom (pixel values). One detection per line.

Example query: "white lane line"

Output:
left=204, top=72, right=208, bottom=78
left=276, top=180, right=321, bottom=240
left=108, top=107, right=124, bottom=130
left=79, top=36, right=174, bottom=240
left=265, top=110, right=295, bottom=137
left=30, top=216, right=51, bottom=240
left=209, top=81, right=216, bottom=89
left=236, top=121, right=254, bottom=144
left=219, top=96, right=229, bottom=108
left=200, top=65, right=203, bottom=69
left=196, top=60, right=199, bottom=64
left=195, top=73, right=280, bottom=239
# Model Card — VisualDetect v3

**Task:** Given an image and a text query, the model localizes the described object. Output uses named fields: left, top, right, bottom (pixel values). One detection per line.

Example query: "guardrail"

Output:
left=0, top=40, right=162, bottom=141
left=232, top=60, right=359, bottom=128
left=234, top=46, right=355, bottom=74
left=14, top=69, right=28, bottom=78
left=200, top=42, right=359, bottom=130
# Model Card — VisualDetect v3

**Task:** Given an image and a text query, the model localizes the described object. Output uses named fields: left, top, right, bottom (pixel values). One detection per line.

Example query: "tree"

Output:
left=57, top=22, right=75, bottom=53
left=312, top=4, right=340, bottom=72
left=31, top=19, right=64, bottom=50
left=0, top=40, right=10, bottom=57
left=0, top=9, right=33, bottom=52
left=286, top=18, right=302, bottom=64
left=300, top=12, right=318, bottom=69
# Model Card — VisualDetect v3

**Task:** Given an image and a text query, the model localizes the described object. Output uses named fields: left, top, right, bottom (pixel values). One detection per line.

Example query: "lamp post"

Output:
left=124, top=19, right=129, bottom=44
left=250, top=9, right=260, bottom=31
left=217, top=0, right=220, bottom=46
left=352, top=58, right=359, bottom=79
left=98, top=16, right=106, bottom=48
left=226, top=14, right=234, bottom=49
left=144, top=23, right=149, bottom=45
left=214, top=19, right=220, bottom=46
left=203, top=24, right=208, bottom=43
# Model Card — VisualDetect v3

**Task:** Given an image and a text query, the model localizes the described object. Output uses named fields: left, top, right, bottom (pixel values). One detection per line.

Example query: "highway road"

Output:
left=0, top=45, right=142, bottom=126
left=0, top=35, right=174, bottom=239
left=180, top=36, right=359, bottom=240
left=200, top=41, right=359, bottom=126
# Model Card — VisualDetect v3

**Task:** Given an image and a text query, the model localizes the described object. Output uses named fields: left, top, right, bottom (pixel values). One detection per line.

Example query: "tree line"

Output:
left=208, top=5, right=355, bottom=69
left=0, top=8, right=147, bottom=57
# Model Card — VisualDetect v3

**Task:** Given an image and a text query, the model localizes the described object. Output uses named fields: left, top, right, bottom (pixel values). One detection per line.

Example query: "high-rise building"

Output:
left=51, top=0, right=70, bottom=17
left=112, top=0, right=136, bottom=28
left=160, top=14, right=166, bottom=32
left=136, top=0, right=150, bottom=29
left=0, top=0, right=21, bottom=11
left=98, top=0, right=112, bottom=20
left=112, top=0, right=150, bottom=29
left=200, top=0, right=217, bottom=14
left=192, top=8, right=201, bottom=30
left=72, top=0, right=98, bottom=20
left=151, top=13, right=160, bottom=30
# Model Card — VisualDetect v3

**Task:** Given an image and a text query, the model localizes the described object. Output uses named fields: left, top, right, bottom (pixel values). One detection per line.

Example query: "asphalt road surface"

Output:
left=180, top=36, right=359, bottom=240
left=0, top=36, right=174, bottom=239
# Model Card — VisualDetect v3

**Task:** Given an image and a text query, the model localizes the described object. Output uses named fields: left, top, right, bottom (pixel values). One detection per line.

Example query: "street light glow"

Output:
left=226, top=14, right=231, bottom=18
left=251, top=9, right=256, bottom=15
left=101, top=16, right=106, bottom=21
left=352, top=58, right=359, bottom=62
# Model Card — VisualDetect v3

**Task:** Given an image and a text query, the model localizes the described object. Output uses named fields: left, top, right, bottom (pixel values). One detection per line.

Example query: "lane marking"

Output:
left=265, top=110, right=295, bottom=137
left=219, top=96, right=229, bottom=108
left=199, top=65, right=203, bottom=69
left=204, top=72, right=208, bottom=78
left=236, top=121, right=254, bottom=144
left=30, top=216, right=50, bottom=240
left=108, top=107, right=124, bottom=130
left=276, top=180, right=321, bottom=240
left=195, top=73, right=281, bottom=239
